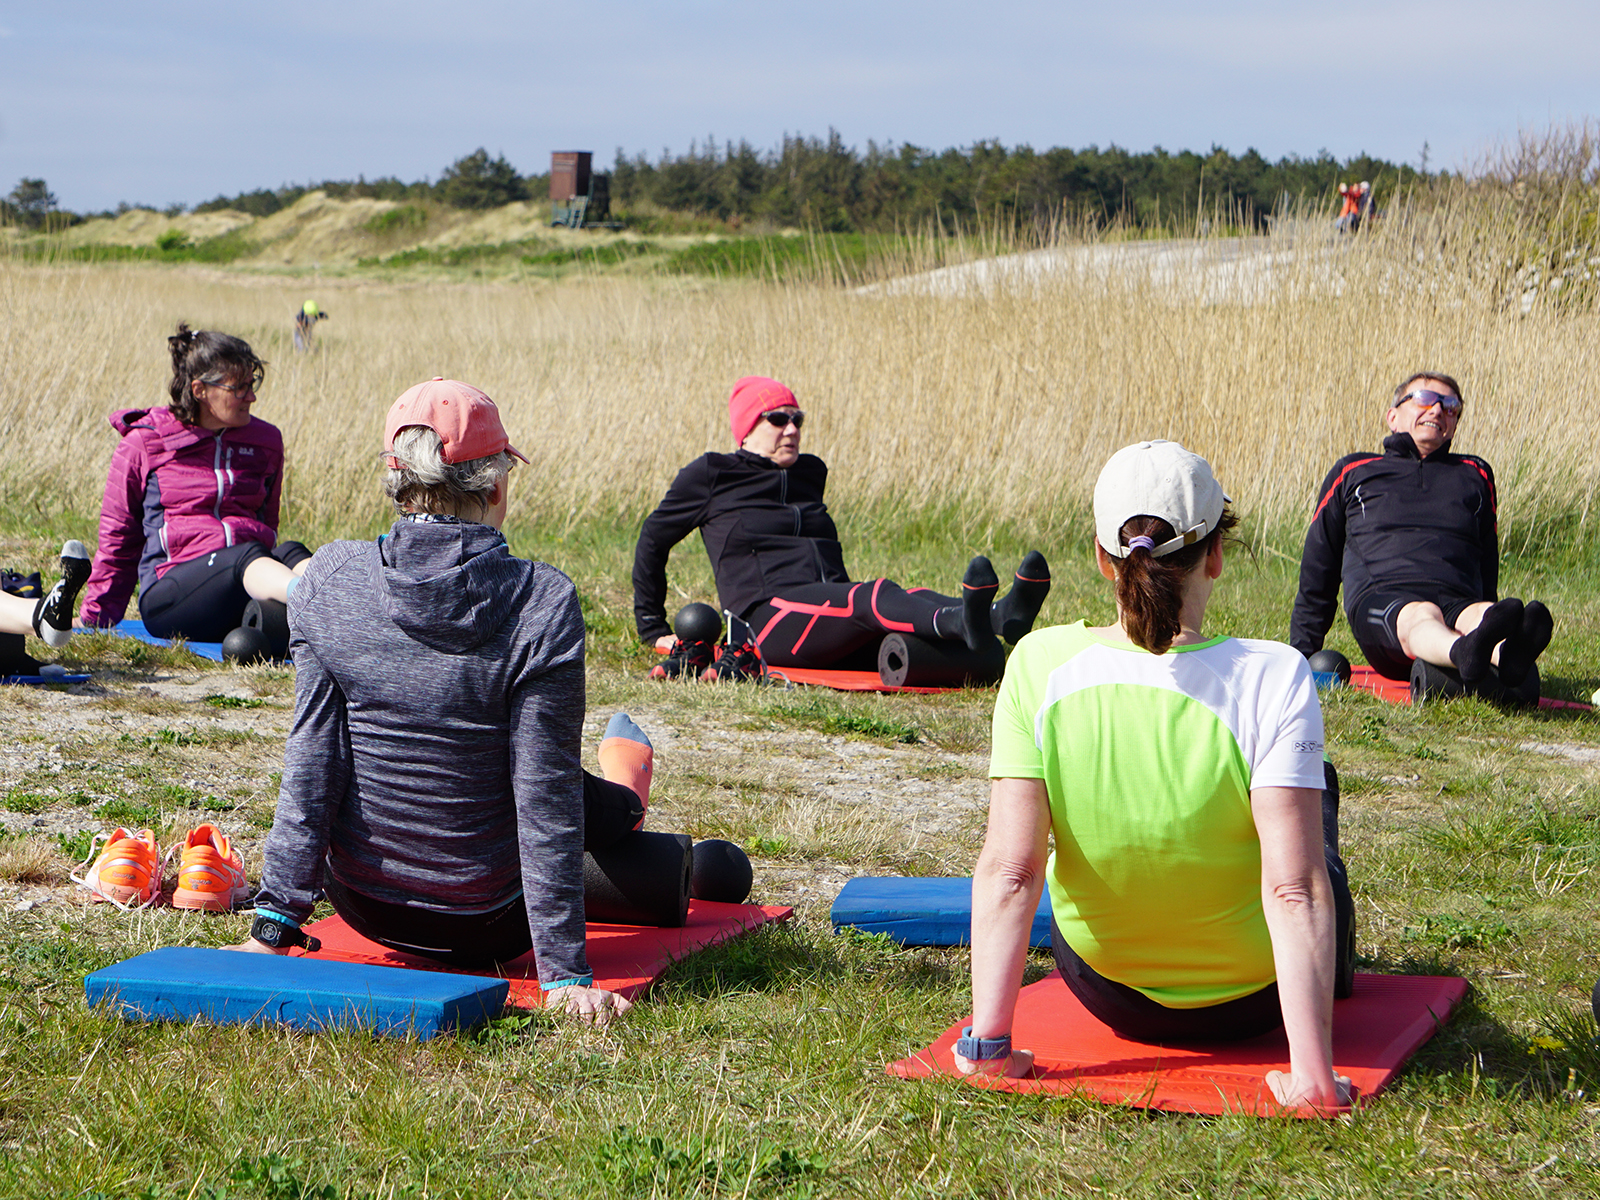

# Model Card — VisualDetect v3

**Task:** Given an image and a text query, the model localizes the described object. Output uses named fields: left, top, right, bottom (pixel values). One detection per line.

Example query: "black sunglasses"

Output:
left=762, top=409, right=805, bottom=430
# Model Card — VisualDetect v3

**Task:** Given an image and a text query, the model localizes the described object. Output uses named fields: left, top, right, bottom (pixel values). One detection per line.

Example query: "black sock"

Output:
left=31, top=540, right=90, bottom=648
left=990, top=550, right=1051, bottom=644
left=959, top=556, right=1000, bottom=653
left=1448, top=598, right=1522, bottom=682
left=1496, top=600, right=1552, bottom=689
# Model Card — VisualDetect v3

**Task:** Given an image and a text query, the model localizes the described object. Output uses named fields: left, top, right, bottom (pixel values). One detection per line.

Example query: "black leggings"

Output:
left=322, top=770, right=645, bottom=969
left=1052, top=766, right=1355, bottom=1043
left=1349, top=586, right=1478, bottom=682
left=140, top=540, right=313, bottom=643
left=747, top=580, right=959, bottom=669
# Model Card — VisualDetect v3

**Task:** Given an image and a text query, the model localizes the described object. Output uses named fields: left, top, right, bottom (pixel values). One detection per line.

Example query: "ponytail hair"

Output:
left=167, top=322, right=266, bottom=425
left=1109, top=507, right=1238, bottom=654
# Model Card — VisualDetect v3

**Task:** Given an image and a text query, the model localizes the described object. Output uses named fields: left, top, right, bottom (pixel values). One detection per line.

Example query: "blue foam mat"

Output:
left=112, top=619, right=227, bottom=662
left=830, top=876, right=1053, bottom=948
left=2, top=673, right=90, bottom=686
left=85, top=946, right=508, bottom=1038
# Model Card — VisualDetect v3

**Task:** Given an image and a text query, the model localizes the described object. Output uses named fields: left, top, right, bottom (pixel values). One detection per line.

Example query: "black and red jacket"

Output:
left=633, top=450, right=850, bottom=642
left=1289, top=432, right=1498, bottom=656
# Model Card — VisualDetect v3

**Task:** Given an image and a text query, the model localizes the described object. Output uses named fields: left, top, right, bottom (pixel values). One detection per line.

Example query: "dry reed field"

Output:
left=5, top=206, right=1600, bottom=550
left=6, top=165, right=1600, bottom=1194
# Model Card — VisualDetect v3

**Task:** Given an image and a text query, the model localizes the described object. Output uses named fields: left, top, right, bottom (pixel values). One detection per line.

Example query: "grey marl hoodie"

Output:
left=253, top=516, right=591, bottom=984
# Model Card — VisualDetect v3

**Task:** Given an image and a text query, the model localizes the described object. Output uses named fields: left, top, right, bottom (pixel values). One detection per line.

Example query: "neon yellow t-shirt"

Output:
left=990, top=621, right=1325, bottom=1008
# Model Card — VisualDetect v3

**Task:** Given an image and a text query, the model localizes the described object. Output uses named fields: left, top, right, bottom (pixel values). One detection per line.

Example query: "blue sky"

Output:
left=4, top=1, right=1597, bottom=213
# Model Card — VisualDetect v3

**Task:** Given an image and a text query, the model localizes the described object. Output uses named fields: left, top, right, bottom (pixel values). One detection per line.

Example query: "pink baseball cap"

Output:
left=384, top=378, right=528, bottom=468
left=728, top=376, right=798, bottom=446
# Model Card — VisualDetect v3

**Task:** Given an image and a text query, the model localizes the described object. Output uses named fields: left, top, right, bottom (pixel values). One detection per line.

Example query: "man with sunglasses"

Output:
left=1290, top=372, right=1552, bottom=689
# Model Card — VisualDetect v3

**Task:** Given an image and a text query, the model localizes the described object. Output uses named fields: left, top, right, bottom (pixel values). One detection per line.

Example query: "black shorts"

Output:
left=139, top=540, right=312, bottom=642
left=1347, top=587, right=1479, bottom=682
left=322, top=770, right=644, bottom=970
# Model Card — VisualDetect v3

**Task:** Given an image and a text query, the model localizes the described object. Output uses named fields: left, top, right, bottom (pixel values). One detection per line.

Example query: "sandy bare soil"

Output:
left=0, top=664, right=991, bottom=925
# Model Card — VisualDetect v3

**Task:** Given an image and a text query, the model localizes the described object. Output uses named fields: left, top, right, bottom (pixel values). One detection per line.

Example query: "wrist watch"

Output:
left=954, top=1026, right=1012, bottom=1061
left=250, top=913, right=322, bottom=953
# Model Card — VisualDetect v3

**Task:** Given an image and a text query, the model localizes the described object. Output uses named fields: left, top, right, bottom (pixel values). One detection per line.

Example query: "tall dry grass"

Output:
left=3, top=184, right=1598, bottom=552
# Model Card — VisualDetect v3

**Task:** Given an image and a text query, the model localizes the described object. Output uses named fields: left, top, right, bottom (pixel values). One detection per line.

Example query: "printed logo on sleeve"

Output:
left=1293, top=740, right=1324, bottom=754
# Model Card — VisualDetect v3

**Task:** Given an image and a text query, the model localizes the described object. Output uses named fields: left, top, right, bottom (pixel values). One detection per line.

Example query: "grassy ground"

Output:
left=2, top=520, right=1599, bottom=1198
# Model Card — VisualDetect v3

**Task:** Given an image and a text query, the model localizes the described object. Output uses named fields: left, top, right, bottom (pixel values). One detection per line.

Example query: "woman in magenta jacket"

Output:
left=79, top=324, right=313, bottom=641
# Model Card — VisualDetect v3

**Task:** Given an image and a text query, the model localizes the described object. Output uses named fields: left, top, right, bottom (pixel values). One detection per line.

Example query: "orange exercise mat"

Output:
left=1347, top=665, right=1591, bottom=712
left=762, top=665, right=967, bottom=694
left=302, top=900, right=793, bottom=1009
left=889, top=970, right=1467, bottom=1118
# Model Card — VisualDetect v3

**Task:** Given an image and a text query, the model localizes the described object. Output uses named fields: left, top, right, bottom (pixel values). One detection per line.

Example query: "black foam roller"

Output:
left=1410, top=657, right=1540, bottom=707
left=877, top=632, right=1005, bottom=688
left=1408, top=657, right=1465, bottom=704
left=583, top=831, right=692, bottom=927
left=243, top=597, right=291, bottom=660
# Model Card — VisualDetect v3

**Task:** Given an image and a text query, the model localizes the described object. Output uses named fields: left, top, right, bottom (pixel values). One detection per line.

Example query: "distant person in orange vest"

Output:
left=294, top=300, right=328, bottom=352
left=1334, top=183, right=1361, bottom=234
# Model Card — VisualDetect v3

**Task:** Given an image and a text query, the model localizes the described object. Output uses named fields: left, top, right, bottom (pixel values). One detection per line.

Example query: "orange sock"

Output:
left=599, top=712, right=653, bottom=821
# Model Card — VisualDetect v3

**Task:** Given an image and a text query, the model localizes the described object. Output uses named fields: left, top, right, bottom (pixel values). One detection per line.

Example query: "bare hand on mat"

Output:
left=953, top=1048, right=1035, bottom=1079
left=1266, top=1068, right=1354, bottom=1109
left=552, top=984, right=633, bottom=1024
left=228, top=938, right=289, bottom=955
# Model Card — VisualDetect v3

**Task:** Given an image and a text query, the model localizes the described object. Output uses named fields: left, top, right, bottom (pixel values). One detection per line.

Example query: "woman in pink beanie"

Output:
left=632, top=376, right=1051, bottom=680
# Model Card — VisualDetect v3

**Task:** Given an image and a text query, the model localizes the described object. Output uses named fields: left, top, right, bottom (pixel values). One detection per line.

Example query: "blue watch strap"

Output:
left=954, top=1026, right=1012, bottom=1061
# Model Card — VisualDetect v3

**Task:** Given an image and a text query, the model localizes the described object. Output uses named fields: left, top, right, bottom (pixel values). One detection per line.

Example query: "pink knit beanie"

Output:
left=728, top=376, right=797, bottom=446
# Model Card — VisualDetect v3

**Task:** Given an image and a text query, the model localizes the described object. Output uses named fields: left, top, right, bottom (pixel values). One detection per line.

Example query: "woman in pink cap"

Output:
left=78, top=324, right=314, bottom=642
left=245, top=378, right=662, bottom=1024
left=633, top=376, right=1052, bottom=680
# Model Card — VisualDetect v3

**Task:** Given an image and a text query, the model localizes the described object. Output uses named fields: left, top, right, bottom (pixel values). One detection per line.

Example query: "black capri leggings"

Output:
left=746, top=579, right=959, bottom=669
left=1348, top=586, right=1479, bottom=682
left=321, top=771, right=646, bottom=970
left=140, top=540, right=313, bottom=643
left=1052, top=763, right=1355, bottom=1043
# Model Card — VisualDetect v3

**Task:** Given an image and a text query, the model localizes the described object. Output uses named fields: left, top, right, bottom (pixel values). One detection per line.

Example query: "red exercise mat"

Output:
left=303, top=900, right=793, bottom=1009
left=762, top=665, right=965, bottom=694
left=889, top=970, right=1467, bottom=1118
left=1348, top=665, right=1591, bottom=712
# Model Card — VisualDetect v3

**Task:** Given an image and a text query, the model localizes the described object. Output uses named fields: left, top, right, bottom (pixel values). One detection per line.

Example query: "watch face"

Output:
left=254, top=917, right=286, bottom=947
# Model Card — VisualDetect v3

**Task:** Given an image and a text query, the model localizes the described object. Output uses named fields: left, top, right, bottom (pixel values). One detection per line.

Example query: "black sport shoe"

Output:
left=33, top=540, right=90, bottom=649
left=701, top=640, right=763, bottom=683
left=0, top=570, right=42, bottom=599
left=650, top=638, right=716, bottom=680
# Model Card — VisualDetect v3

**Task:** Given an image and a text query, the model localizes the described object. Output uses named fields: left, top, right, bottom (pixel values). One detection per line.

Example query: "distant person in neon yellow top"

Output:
left=958, top=440, right=1355, bottom=1112
left=293, top=299, right=328, bottom=352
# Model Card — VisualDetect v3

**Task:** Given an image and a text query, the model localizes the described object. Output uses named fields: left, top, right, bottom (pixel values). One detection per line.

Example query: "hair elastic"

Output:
left=1127, top=535, right=1156, bottom=551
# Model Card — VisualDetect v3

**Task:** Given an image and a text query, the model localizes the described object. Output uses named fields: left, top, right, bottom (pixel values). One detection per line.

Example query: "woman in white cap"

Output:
left=243, top=378, right=658, bottom=1024
left=957, top=440, right=1354, bottom=1109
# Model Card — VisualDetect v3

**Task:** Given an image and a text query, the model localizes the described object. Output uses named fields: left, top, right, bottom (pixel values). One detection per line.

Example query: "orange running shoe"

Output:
left=73, top=828, right=162, bottom=909
left=172, top=823, right=250, bottom=912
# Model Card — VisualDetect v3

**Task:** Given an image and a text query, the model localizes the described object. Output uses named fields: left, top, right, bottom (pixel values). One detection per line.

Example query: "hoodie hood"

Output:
left=378, top=518, right=530, bottom=653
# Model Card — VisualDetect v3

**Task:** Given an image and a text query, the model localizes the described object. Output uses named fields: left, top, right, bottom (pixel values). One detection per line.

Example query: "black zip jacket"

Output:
left=633, top=449, right=850, bottom=642
left=1289, top=432, right=1498, bottom=656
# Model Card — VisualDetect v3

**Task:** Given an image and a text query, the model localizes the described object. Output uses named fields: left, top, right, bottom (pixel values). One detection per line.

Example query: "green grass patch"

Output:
left=3, top=790, right=50, bottom=814
left=92, top=797, right=159, bottom=826
left=205, top=695, right=265, bottom=709
left=362, top=203, right=428, bottom=235
left=521, top=239, right=658, bottom=269
left=358, top=237, right=550, bottom=269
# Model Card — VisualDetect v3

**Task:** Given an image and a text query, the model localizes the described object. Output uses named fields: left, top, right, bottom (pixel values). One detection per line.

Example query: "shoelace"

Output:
left=69, top=835, right=176, bottom=912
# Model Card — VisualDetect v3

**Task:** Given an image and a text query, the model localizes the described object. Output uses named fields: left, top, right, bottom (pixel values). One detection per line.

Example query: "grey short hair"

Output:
left=383, top=425, right=512, bottom=517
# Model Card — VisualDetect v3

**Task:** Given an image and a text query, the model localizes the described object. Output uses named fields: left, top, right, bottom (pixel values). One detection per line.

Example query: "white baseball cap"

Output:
left=1094, top=440, right=1229, bottom=558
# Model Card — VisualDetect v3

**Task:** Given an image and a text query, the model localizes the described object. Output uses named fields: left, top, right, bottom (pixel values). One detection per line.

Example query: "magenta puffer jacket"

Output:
left=80, top=407, right=285, bottom=627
